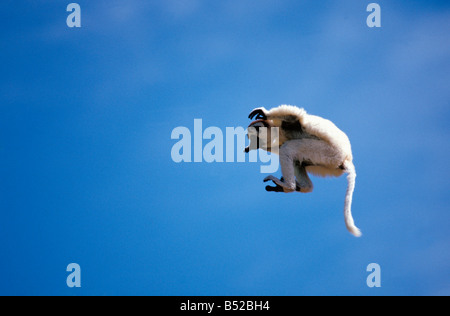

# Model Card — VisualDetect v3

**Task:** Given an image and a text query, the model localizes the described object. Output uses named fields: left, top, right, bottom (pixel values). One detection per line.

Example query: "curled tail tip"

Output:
left=348, top=226, right=362, bottom=238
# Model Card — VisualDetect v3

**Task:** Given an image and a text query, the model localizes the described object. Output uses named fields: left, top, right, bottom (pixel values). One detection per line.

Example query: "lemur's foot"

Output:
left=263, top=175, right=278, bottom=183
left=264, top=176, right=302, bottom=193
left=265, top=184, right=285, bottom=192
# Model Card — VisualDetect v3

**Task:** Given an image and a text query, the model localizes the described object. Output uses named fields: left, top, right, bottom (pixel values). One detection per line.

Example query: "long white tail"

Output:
left=343, top=161, right=361, bottom=237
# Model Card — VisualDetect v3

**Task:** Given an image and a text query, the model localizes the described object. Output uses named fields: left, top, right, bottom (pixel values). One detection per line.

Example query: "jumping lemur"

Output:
left=245, top=105, right=361, bottom=237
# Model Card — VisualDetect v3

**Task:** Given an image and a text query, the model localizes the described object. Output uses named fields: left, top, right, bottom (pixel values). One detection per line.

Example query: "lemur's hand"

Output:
left=248, top=107, right=268, bottom=120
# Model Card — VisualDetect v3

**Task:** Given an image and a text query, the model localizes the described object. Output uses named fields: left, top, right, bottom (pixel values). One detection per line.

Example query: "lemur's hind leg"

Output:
left=294, top=162, right=313, bottom=193
left=264, top=142, right=314, bottom=193
left=264, top=165, right=313, bottom=193
left=263, top=155, right=297, bottom=193
left=263, top=142, right=300, bottom=193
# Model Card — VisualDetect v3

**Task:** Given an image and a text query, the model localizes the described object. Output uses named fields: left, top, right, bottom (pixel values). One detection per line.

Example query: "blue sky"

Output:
left=1, top=0, right=449, bottom=296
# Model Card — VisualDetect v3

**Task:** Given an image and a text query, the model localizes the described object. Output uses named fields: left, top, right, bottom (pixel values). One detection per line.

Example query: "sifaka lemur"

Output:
left=245, top=105, right=361, bottom=237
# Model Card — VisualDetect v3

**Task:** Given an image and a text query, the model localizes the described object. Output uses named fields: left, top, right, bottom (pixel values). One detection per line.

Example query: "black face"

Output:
left=245, top=120, right=270, bottom=153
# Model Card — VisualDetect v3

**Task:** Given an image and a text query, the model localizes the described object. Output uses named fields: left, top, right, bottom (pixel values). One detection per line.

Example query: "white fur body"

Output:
left=266, top=105, right=353, bottom=162
left=247, top=105, right=361, bottom=237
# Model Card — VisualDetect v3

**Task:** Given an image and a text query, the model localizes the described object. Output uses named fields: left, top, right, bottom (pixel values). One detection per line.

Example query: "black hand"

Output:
left=248, top=109, right=267, bottom=120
